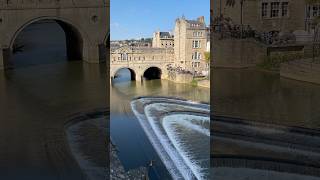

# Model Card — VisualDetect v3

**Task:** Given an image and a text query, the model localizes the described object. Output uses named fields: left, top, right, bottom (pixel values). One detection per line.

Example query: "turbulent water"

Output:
left=131, top=97, right=210, bottom=180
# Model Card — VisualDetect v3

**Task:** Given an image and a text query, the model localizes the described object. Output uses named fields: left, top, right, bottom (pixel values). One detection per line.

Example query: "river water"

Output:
left=0, top=21, right=107, bottom=180
left=212, top=68, right=320, bottom=179
left=111, top=69, right=210, bottom=179
left=212, top=68, right=320, bottom=128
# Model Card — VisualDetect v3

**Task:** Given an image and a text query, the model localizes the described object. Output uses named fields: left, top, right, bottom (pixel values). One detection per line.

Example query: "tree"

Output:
left=204, top=52, right=210, bottom=63
left=204, top=52, right=210, bottom=78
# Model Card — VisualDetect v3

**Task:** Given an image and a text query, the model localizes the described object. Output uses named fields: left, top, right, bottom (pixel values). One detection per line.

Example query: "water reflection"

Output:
left=212, top=68, right=320, bottom=128
left=0, top=21, right=107, bottom=179
left=212, top=68, right=320, bottom=179
left=111, top=72, right=209, bottom=180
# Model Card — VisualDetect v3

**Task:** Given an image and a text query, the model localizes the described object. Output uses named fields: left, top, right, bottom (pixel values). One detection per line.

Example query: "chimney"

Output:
left=197, top=16, right=205, bottom=23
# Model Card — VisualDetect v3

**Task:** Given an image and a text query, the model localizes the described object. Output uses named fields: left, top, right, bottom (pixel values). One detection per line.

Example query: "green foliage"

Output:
left=204, top=52, right=210, bottom=63
left=257, top=52, right=306, bottom=71
left=190, top=79, right=198, bottom=87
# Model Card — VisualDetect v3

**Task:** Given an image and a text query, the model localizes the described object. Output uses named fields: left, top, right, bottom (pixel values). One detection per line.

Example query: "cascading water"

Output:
left=131, top=97, right=210, bottom=180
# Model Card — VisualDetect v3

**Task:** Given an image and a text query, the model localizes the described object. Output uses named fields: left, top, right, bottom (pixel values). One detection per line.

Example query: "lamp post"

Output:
left=240, top=0, right=245, bottom=38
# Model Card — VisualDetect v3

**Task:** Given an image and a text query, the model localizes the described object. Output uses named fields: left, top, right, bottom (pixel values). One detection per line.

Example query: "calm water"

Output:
left=0, top=21, right=107, bottom=179
left=212, top=68, right=320, bottom=179
left=212, top=68, right=320, bottom=128
left=110, top=69, right=210, bottom=179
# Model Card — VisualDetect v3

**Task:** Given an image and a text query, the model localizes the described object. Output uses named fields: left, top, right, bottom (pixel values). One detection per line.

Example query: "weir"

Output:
left=131, top=97, right=210, bottom=180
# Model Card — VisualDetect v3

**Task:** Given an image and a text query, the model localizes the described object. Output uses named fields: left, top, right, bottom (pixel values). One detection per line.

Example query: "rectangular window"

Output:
left=307, top=5, right=311, bottom=18
left=192, top=40, right=201, bottom=48
left=262, top=2, right=268, bottom=18
left=313, top=5, right=320, bottom=17
left=281, top=2, right=289, bottom=17
left=271, top=2, right=280, bottom=17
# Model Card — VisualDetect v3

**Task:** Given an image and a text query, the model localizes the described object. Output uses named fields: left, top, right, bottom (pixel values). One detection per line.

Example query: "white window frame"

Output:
left=270, top=2, right=280, bottom=18
left=281, top=2, right=289, bottom=17
left=192, top=40, right=201, bottom=48
left=261, top=1, right=289, bottom=19
left=261, top=2, right=268, bottom=18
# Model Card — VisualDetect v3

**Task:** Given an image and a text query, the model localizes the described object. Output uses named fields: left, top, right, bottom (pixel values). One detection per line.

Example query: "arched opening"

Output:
left=143, top=67, right=162, bottom=80
left=8, top=19, right=83, bottom=68
left=114, top=68, right=136, bottom=82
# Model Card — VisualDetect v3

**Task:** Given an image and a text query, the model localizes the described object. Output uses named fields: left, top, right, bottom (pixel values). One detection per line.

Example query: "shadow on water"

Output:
left=0, top=21, right=107, bottom=180
left=211, top=68, right=320, bottom=179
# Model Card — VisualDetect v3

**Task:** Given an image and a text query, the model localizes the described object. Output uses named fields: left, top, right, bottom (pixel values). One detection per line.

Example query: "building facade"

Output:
left=111, top=16, right=209, bottom=77
left=111, top=45, right=173, bottom=64
left=174, top=16, right=209, bottom=72
left=213, top=0, right=320, bottom=33
left=152, top=31, right=174, bottom=48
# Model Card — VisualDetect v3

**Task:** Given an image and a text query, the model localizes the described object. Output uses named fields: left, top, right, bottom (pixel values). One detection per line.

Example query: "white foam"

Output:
left=163, top=114, right=210, bottom=180
left=130, top=100, right=184, bottom=180
left=131, top=97, right=210, bottom=180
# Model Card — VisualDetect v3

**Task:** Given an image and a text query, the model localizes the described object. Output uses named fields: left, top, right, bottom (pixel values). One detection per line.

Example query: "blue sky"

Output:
left=111, top=0, right=210, bottom=40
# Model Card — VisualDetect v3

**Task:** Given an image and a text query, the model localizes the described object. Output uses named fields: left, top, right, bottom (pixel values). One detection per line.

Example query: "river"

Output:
left=111, top=69, right=210, bottom=179
left=212, top=68, right=320, bottom=180
left=0, top=21, right=107, bottom=180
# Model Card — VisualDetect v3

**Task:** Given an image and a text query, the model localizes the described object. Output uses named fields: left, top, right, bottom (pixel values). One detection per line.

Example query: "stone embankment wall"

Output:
left=280, top=58, right=320, bottom=84
left=198, top=79, right=210, bottom=88
left=212, top=34, right=267, bottom=68
left=166, top=70, right=193, bottom=84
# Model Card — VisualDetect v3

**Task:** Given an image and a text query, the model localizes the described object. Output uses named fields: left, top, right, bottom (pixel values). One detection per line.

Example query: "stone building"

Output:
left=152, top=31, right=174, bottom=48
left=174, top=16, right=209, bottom=73
left=111, top=15, right=209, bottom=78
left=213, top=0, right=320, bottom=33
left=111, top=45, right=173, bottom=64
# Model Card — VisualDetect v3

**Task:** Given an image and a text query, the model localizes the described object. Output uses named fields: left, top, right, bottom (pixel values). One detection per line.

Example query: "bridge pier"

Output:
left=83, top=44, right=106, bottom=63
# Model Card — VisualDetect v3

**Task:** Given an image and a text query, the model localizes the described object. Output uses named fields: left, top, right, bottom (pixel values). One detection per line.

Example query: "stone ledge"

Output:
left=280, top=58, right=320, bottom=84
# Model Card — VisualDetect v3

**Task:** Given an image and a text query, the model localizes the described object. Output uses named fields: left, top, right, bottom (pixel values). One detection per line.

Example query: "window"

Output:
left=192, top=52, right=201, bottom=60
left=192, top=62, right=200, bottom=68
left=262, top=2, right=268, bottom=17
left=193, top=31, right=203, bottom=37
left=271, top=2, right=280, bottom=17
left=281, top=2, right=289, bottom=17
left=192, top=40, right=201, bottom=48
left=313, top=5, right=320, bottom=17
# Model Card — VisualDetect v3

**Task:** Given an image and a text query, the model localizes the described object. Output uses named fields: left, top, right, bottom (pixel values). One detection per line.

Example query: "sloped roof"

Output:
left=159, top=32, right=173, bottom=38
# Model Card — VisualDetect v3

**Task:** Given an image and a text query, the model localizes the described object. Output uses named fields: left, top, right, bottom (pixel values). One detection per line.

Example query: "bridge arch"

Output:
left=7, top=16, right=91, bottom=63
left=143, top=66, right=162, bottom=80
left=113, top=67, right=136, bottom=81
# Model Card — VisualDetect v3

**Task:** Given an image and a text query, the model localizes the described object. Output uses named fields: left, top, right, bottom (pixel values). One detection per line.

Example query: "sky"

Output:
left=111, top=0, right=210, bottom=40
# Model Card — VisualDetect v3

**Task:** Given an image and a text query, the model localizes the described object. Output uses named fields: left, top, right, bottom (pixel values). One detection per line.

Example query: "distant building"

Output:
left=152, top=31, right=174, bottom=48
left=111, top=15, right=209, bottom=76
left=174, top=16, right=208, bottom=72
left=111, top=45, right=173, bottom=64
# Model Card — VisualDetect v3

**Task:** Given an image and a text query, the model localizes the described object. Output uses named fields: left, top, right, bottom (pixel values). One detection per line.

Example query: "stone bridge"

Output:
left=0, top=0, right=109, bottom=69
left=110, top=45, right=174, bottom=81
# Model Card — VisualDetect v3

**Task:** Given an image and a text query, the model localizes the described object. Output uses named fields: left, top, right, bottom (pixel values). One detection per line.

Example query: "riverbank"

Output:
left=110, top=143, right=149, bottom=180
left=164, top=72, right=210, bottom=88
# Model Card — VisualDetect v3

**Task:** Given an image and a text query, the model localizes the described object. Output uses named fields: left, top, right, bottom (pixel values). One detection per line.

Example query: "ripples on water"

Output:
left=131, top=97, right=210, bottom=180
left=65, top=111, right=108, bottom=180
